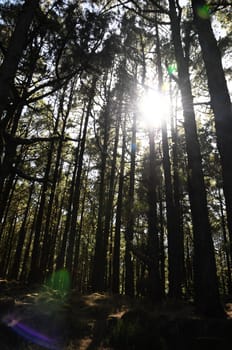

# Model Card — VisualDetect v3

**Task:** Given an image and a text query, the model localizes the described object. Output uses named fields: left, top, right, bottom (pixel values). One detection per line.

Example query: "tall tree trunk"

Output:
left=168, top=0, right=224, bottom=316
left=158, top=188, right=166, bottom=296
left=72, top=164, right=90, bottom=287
left=125, top=111, right=136, bottom=297
left=112, top=123, right=126, bottom=294
left=39, top=88, right=68, bottom=278
left=92, top=85, right=111, bottom=292
left=10, top=181, right=34, bottom=279
left=192, top=0, right=232, bottom=266
left=0, top=175, right=17, bottom=237
left=4, top=216, right=17, bottom=277
left=66, top=78, right=96, bottom=279
left=55, top=106, right=85, bottom=272
left=155, top=17, right=183, bottom=298
left=28, top=141, right=54, bottom=283
left=170, top=85, right=185, bottom=296
left=20, top=195, right=40, bottom=281
left=147, top=129, right=162, bottom=301
left=50, top=165, right=71, bottom=275
left=0, top=214, right=17, bottom=276
left=218, top=188, right=232, bottom=294
left=103, top=89, right=123, bottom=289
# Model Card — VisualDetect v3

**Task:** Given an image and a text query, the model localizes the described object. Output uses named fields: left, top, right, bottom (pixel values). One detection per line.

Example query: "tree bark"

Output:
left=10, top=182, right=34, bottom=280
left=147, top=129, right=162, bottom=301
left=92, top=79, right=111, bottom=292
left=192, top=0, right=232, bottom=269
left=66, top=78, right=96, bottom=279
left=112, top=123, right=126, bottom=294
left=124, top=111, right=136, bottom=297
left=0, top=0, right=39, bottom=120
left=168, top=0, right=224, bottom=317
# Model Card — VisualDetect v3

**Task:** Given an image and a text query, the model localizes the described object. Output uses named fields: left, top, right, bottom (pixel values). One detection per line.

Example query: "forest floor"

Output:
left=1, top=279, right=232, bottom=350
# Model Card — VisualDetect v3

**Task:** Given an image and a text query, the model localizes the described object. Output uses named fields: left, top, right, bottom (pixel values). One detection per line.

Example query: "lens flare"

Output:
left=2, top=315, right=60, bottom=349
left=167, top=64, right=177, bottom=75
left=46, top=269, right=71, bottom=294
left=197, top=5, right=210, bottom=19
left=138, top=90, right=170, bottom=129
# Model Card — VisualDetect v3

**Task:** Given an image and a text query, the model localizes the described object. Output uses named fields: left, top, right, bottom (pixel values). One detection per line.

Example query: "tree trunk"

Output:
left=72, top=165, right=90, bottom=287
left=218, top=188, right=232, bottom=294
left=112, top=123, right=126, bottom=294
left=192, top=0, right=232, bottom=267
left=158, top=188, right=166, bottom=296
left=28, top=141, right=54, bottom=283
left=103, top=89, right=123, bottom=289
left=92, top=83, right=111, bottom=292
left=171, top=88, right=185, bottom=297
left=168, top=0, right=224, bottom=317
left=0, top=0, right=39, bottom=120
left=66, top=78, right=96, bottom=279
left=146, top=129, right=162, bottom=301
left=39, top=88, right=68, bottom=278
left=125, top=111, right=136, bottom=297
left=10, top=182, right=34, bottom=279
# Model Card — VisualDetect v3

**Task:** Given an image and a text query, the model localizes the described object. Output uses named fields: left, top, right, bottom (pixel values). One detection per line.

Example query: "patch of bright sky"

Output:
left=179, top=0, right=188, bottom=6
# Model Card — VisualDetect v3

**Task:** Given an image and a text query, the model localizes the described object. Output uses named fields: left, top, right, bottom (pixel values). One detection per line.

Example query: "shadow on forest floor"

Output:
left=1, top=279, right=232, bottom=349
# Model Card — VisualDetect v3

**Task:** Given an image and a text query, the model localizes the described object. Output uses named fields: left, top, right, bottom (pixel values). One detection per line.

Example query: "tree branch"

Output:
left=5, top=133, right=62, bottom=146
left=13, top=167, right=48, bottom=183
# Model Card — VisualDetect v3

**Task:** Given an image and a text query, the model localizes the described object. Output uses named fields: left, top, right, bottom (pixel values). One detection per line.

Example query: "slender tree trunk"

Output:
left=92, top=88, right=111, bottom=292
left=112, top=123, right=126, bottom=294
left=185, top=235, right=193, bottom=297
left=168, top=0, right=224, bottom=316
left=146, top=129, right=162, bottom=301
left=103, top=94, right=122, bottom=289
left=125, top=111, right=136, bottom=297
left=55, top=106, right=85, bottom=272
left=0, top=214, right=17, bottom=276
left=155, top=17, right=183, bottom=298
left=20, top=197, right=40, bottom=282
left=39, top=138, right=64, bottom=277
left=10, top=182, right=34, bottom=279
left=66, top=78, right=96, bottom=278
left=0, top=175, right=17, bottom=237
left=171, top=87, right=185, bottom=296
left=72, top=165, right=90, bottom=287
left=56, top=158, right=77, bottom=271
left=158, top=188, right=166, bottom=296
left=49, top=166, right=71, bottom=275
left=4, top=217, right=17, bottom=277
left=218, top=188, right=232, bottom=294
left=39, top=92, right=66, bottom=278
left=28, top=140, right=54, bottom=283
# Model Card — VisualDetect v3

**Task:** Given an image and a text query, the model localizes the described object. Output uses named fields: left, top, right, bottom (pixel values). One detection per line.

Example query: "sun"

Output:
left=138, top=89, right=170, bottom=129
